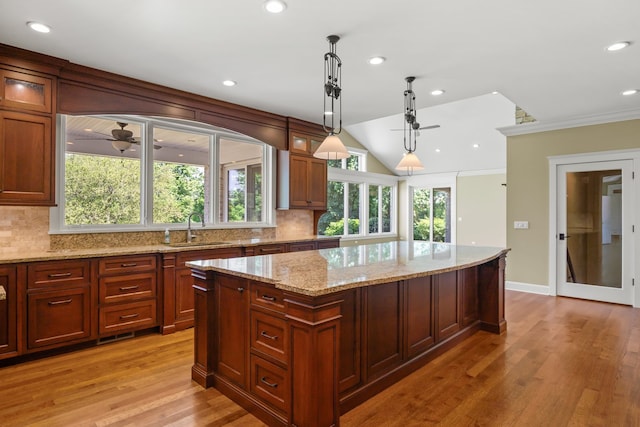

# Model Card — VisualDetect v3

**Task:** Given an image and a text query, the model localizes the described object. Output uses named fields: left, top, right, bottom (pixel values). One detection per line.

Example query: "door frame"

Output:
left=548, top=148, right=640, bottom=307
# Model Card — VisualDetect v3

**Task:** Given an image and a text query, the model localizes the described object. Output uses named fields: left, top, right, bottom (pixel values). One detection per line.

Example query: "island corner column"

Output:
left=284, top=292, right=343, bottom=427
left=478, top=252, right=508, bottom=334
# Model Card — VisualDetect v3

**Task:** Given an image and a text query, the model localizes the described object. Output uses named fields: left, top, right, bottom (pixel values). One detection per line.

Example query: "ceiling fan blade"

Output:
left=418, top=124, right=440, bottom=130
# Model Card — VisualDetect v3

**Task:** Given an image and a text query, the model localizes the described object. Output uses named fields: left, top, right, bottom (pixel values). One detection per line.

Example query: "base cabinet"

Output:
left=26, top=259, right=94, bottom=351
left=191, top=252, right=507, bottom=427
left=0, top=265, right=18, bottom=359
left=98, top=255, right=158, bottom=336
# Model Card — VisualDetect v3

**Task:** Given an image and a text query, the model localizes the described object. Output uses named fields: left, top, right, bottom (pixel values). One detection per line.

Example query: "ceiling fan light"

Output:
left=313, top=134, right=350, bottom=160
left=112, top=139, right=132, bottom=153
left=395, top=152, right=424, bottom=172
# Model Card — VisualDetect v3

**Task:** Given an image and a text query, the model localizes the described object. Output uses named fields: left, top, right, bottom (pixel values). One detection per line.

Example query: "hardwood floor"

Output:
left=1, top=290, right=639, bottom=426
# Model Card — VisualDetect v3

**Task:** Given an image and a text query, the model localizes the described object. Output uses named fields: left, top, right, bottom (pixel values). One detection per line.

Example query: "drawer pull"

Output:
left=260, top=247, right=282, bottom=253
left=48, top=272, right=72, bottom=278
left=120, top=263, right=138, bottom=268
left=119, top=285, right=140, bottom=291
left=119, top=313, right=140, bottom=320
left=48, top=299, right=72, bottom=306
left=260, top=377, right=278, bottom=388
left=260, top=330, right=278, bottom=341
left=261, top=294, right=276, bottom=302
left=237, top=287, right=245, bottom=293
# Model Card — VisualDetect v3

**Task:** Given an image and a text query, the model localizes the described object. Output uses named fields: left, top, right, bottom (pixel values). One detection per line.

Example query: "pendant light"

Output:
left=313, top=35, right=350, bottom=160
left=395, top=76, right=425, bottom=175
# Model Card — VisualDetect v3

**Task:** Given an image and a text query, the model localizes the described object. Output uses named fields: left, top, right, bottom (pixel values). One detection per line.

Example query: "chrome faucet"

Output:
left=187, top=212, right=205, bottom=243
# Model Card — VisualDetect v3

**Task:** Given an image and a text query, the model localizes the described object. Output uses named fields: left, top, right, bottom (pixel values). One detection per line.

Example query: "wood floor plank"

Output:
left=1, top=290, right=639, bottom=426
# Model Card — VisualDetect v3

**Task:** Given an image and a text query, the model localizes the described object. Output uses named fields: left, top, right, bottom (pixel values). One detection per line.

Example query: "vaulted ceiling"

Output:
left=2, top=0, right=639, bottom=174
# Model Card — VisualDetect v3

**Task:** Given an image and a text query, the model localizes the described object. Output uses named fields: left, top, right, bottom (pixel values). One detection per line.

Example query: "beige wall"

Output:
left=506, top=119, right=640, bottom=286
left=457, top=174, right=506, bottom=247
left=339, top=130, right=393, bottom=175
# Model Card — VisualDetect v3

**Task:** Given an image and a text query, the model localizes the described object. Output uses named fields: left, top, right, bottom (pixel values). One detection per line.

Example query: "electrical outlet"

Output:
left=514, top=221, right=529, bottom=229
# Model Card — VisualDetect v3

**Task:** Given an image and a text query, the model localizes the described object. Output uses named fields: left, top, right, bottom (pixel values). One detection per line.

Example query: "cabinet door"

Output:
left=435, top=271, right=461, bottom=342
left=0, top=266, right=17, bottom=358
left=217, top=274, right=249, bottom=388
left=0, top=69, right=52, bottom=113
left=27, top=286, right=91, bottom=349
left=289, top=154, right=310, bottom=208
left=405, top=276, right=434, bottom=359
left=365, top=281, right=402, bottom=380
left=460, top=267, right=479, bottom=326
left=339, top=288, right=361, bottom=393
left=175, top=267, right=197, bottom=324
left=0, top=111, right=53, bottom=204
left=307, top=157, right=327, bottom=208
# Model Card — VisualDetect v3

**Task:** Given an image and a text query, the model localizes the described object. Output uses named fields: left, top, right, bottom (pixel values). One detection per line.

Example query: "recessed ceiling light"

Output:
left=66, top=141, right=74, bottom=145
left=435, top=148, right=441, bottom=153
left=27, top=21, right=51, bottom=33
left=179, top=154, right=184, bottom=157
left=83, top=128, right=92, bottom=132
left=324, top=111, right=333, bottom=116
left=264, top=0, right=286, bottom=13
left=607, top=41, right=631, bottom=52
left=622, top=89, right=638, bottom=96
left=222, top=80, right=237, bottom=87
left=491, top=91, right=499, bottom=95
left=431, top=89, right=445, bottom=96
left=473, top=143, right=480, bottom=148
left=368, top=56, right=386, bottom=65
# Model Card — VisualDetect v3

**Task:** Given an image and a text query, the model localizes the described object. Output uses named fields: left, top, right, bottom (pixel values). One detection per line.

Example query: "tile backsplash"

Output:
left=0, top=206, right=315, bottom=254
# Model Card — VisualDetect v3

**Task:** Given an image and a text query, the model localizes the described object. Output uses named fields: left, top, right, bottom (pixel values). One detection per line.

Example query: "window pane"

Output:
left=227, top=168, right=246, bottom=221
left=382, top=186, right=391, bottom=232
left=433, top=187, right=451, bottom=243
left=318, top=181, right=344, bottom=235
left=413, top=188, right=431, bottom=241
left=369, top=185, right=379, bottom=233
left=152, top=127, right=208, bottom=224
left=219, top=138, right=265, bottom=223
left=346, top=155, right=359, bottom=171
left=327, top=159, right=342, bottom=168
left=348, top=183, right=360, bottom=235
left=64, top=117, right=142, bottom=225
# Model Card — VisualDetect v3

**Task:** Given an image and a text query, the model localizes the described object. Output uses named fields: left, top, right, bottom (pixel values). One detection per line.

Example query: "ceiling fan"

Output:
left=390, top=123, right=440, bottom=136
left=76, top=122, right=162, bottom=153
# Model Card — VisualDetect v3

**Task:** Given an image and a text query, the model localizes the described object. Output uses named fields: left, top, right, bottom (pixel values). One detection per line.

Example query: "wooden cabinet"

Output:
left=163, top=247, right=243, bottom=334
left=278, top=119, right=329, bottom=211
left=435, top=271, right=461, bottom=342
left=98, top=255, right=158, bottom=335
left=247, top=243, right=287, bottom=256
left=0, top=68, right=55, bottom=206
left=405, top=276, right=435, bottom=359
left=217, top=274, right=249, bottom=387
left=26, top=260, right=93, bottom=350
left=365, top=281, right=403, bottom=380
left=0, top=265, right=18, bottom=359
left=289, top=153, right=327, bottom=209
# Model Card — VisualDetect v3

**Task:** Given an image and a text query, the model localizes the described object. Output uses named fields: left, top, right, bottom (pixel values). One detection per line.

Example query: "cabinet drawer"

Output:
left=99, top=272, right=156, bottom=304
left=251, top=310, right=287, bottom=363
left=27, top=260, right=91, bottom=290
left=176, top=248, right=243, bottom=267
left=250, top=355, right=288, bottom=414
left=99, top=300, right=157, bottom=335
left=27, top=286, right=91, bottom=349
left=253, top=244, right=287, bottom=256
left=99, top=255, right=156, bottom=275
left=288, top=241, right=316, bottom=252
left=250, top=283, right=285, bottom=312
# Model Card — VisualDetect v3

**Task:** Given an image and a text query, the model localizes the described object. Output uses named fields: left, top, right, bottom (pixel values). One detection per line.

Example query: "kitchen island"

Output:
left=187, top=242, right=509, bottom=427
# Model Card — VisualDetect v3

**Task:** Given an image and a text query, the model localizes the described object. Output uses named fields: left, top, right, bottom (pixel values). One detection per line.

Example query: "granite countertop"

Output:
left=187, top=241, right=510, bottom=297
left=0, top=235, right=336, bottom=264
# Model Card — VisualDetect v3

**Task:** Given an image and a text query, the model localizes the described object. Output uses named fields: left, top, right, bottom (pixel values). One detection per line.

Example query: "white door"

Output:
left=556, top=160, right=633, bottom=305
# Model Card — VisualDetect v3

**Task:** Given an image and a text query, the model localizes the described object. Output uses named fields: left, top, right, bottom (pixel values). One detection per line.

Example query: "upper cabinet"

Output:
left=278, top=118, right=328, bottom=211
left=0, top=69, right=52, bottom=113
left=0, top=67, right=56, bottom=206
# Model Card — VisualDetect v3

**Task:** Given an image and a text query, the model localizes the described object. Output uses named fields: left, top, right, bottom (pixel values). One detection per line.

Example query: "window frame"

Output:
left=406, top=173, right=457, bottom=244
left=51, top=114, right=276, bottom=233
left=324, top=167, right=399, bottom=241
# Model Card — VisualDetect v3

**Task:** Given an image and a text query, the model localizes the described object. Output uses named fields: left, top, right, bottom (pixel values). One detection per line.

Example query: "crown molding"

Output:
left=498, top=108, right=640, bottom=136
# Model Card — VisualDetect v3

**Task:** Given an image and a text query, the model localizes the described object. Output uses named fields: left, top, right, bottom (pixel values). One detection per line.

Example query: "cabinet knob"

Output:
left=237, top=287, right=245, bottom=293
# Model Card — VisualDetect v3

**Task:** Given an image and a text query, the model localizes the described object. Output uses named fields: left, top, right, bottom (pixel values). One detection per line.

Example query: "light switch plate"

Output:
left=514, top=221, right=529, bottom=229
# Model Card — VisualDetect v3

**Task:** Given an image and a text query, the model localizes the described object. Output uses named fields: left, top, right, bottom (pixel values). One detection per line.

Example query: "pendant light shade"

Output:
left=314, top=35, right=350, bottom=160
left=111, top=139, right=132, bottom=153
left=313, top=133, right=350, bottom=160
left=395, top=152, right=424, bottom=173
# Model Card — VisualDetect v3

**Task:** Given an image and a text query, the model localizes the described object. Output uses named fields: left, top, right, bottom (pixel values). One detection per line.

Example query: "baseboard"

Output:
left=506, top=281, right=551, bottom=295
